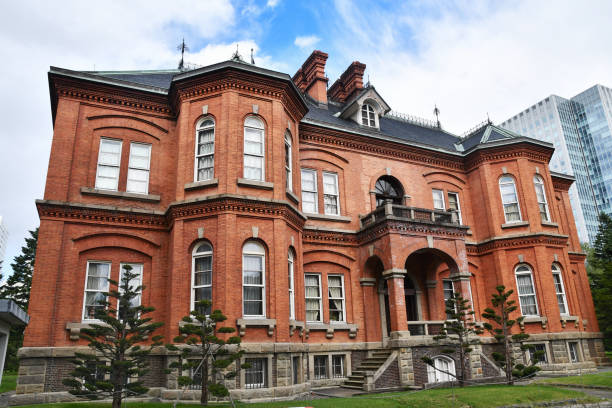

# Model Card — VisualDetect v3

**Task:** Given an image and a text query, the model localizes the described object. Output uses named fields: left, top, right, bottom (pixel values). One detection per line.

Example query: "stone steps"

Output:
left=342, top=350, right=393, bottom=390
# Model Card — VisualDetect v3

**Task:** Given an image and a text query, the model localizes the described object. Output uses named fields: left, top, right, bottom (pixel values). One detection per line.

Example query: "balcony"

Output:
left=407, top=320, right=446, bottom=336
left=360, top=203, right=462, bottom=229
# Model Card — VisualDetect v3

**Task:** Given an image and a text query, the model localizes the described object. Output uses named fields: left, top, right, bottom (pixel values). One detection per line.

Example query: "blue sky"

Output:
left=0, top=0, right=611, bottom=276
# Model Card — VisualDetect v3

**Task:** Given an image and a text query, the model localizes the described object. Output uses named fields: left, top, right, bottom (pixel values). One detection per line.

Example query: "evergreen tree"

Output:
left=422, top=292, right=482, bottom=387
left=482, top=285, right=542, bottom=384
left=62, top=264, right=163, bottom=408
left=167, top=299, right=245, bottom=406
left=590, top=213, right=612, bottom=349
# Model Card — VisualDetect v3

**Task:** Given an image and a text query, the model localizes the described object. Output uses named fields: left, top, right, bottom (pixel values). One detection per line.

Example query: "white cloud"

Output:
left=267, top=0, right=280, bottom=8
left=294, top=35, right=321, bottom=49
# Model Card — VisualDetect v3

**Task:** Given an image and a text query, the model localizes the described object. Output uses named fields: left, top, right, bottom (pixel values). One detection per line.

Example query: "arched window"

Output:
left=499, top=175, right=521, bottom=222
left=427, top=356, right=456, bottom=383
left=515, top=264, right=538, bottom=316
left=552, top=263, right=568, bottom=315
left=288, top=248, right=295, bottom=320
left=361, top=103, right=376, bottom=127
left=244, top=116, right=265, bottom=181
left=533, top=175, right=550, bottom=222
left=195, top=118, right=215, bottom=181
left=243, top=241, right=265, bottom=317
left=374, top=176, right=404, bottom=207
left=285, top=131, right=293, bottom=191
left=192, top=242, right=212, bottom=315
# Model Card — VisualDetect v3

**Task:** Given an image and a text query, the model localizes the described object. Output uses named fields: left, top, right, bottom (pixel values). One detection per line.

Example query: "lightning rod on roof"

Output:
left=251, top=48, right=255, bottom=64
left=433, top=104, right=441, bottom=128
left=177, top=38, right=189, bottom=71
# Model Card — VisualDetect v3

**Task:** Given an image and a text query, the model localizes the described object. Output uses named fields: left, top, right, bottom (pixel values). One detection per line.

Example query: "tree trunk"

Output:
left=201, top=357, right=209, bottom=405
left=112, top=395, right=122, bottom=408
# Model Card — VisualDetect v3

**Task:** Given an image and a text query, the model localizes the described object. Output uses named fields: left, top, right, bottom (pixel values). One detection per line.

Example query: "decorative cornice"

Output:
left=551, top=174, right=575, bottom=191
left=465, top=233, right=569, bottom=255
left=358, top=218, right=468, bottom=245
left=464, top=143, right=552, bottom=172
left=568, top=251, right=587, bottom=262
left=302, top=228, right=358, bottom=245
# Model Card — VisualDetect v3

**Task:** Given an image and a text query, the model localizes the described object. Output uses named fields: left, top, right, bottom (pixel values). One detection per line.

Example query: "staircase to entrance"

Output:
left=343, top=350, right=395, bottom=390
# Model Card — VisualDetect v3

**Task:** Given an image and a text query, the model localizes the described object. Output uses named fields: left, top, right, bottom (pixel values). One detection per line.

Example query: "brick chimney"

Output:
left=328, top=61, right=366, bottom=103
left=292, top=50, right=329, bottom=104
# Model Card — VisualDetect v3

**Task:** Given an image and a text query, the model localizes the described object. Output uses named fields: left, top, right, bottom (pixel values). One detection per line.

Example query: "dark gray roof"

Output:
left=91, top=70, right=178, bottom=89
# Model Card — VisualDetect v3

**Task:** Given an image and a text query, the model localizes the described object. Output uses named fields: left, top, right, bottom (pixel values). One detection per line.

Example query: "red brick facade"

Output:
left=17, top=51, right=606, bottom=399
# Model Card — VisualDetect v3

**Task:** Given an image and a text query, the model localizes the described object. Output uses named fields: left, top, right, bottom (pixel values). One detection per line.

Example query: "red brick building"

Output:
left=17, top=50, right=607, bottom=401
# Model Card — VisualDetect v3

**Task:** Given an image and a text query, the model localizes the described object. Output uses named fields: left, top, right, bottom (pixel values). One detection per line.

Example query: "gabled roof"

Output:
left=338, top=85, right=391, bottom=119
left=459, top=124, right=526, bottom=152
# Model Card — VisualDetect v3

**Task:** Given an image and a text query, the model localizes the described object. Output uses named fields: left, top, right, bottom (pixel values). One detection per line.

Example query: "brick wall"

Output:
left=374, top=359, right=400, bottom=389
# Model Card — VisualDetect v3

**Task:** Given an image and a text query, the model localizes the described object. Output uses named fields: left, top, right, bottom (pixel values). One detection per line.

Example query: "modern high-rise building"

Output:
left=0, top=216, right=8, bottom=274
left=500, top=85, right=612, bottom=244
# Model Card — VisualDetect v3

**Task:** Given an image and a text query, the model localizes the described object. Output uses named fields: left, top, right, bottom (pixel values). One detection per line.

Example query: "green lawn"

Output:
left=537, top=371, right=612, bottom=388
left=12, top=385, right=598, bottom=408
left=0, top=374, right=17, bottom=394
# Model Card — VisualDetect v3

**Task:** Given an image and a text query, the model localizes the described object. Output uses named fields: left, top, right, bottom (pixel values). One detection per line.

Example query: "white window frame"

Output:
left=285, top=132, right=292, bottom=192
left=328, top=274, right=346, bottom=323
left=191, top=242, right=213, bottom=314
left=313, top=355, right=328, bottom=379
left=95, top=138, right=122, bottom=191
left=243, top=116, right=265, bottom=181
left=499, top=175, right=522, bottom=223
left=514, top=264, right=539, bottom=316
left=552, top=263, right=569, bottom=316
left=332, top=355, right=345, bottom=378
left=117, top=263, right=143, bottom=317
left=533, top=175, right=551, bottom=222
left=244, top=358, right=267, bottom=389
left=427, top=355, right=456, bottom=383
left=305, top=273, right=322, bottom=322
left=288, top=249, right=295, bottom=320
left=361, top=103, right=376, bottom=127
left=194, top=117, right=215, bottom=182
left=447, top=192, right=462, bottom=224
left=442, top=279, right=455, bottom=319
left=82, top=261, right=111, bottom=321
left=526, top=343, right=548, bottom=364
left=126, top=142, right=152, bottom=194
left=432, top=189, right=445, bottom=210
left=323, top=172, right=340, bottom=216
left=301, top=169, right=318, bottom=214
left=242, top=241, right=266, bottom=318
left=568, top=341, right=580, bottom=363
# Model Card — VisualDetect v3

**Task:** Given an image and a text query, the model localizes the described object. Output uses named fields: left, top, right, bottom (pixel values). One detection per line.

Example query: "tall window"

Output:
left=328, top=275, right=345, bottom=322
left=305, top=274, right=322, bottom=322
left=195, top=118, right=215, bottom=181
left=552, top=263, right=568, bottom=315
left=499, top=176, right=522, bottom=222
left=568, top=342, right=580, bottom=363
left=515, top=264, right=538, bottom=316
left=301, top=169, right=318, bottom=213
left=127, top=143, right=152, bottom=194
left=244, top=116, right=265, bottom=181
left=192, top=242, right=213, bottom=315
left=244, top=358, right=267, bottom=389
left=447, top=192, right=462, bottom=223
left=314, top=355, right=328, bottom=379
left=288, top=249, right=295, bottom=320
left=443, top=280, right=455, bottom=319
left=323, top=172, right=340, bottom=215
left=285, top=132, right=292, bottom=191
left=118, top=263, right=142, bottom=321
left=96, top=138, right=122, bottom=190
left=332, top=355, right=345, bottom=378
left=533, top=175, right=550, bottom=222
left=243, top=241, right=265, bottom=317
left=432, top=189, right=445, bottom=210
left=361, top=103, right=376, bottom=127
left=83, top=261, right=111, bottom=320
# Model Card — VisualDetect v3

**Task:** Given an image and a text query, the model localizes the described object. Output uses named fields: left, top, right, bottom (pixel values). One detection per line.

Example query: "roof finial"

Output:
left=433, top=104, right=441, bottom=128
left=250, top=48, right=255, bottom=64
left=487, top=112, right=492, bottom=124
left=177, top=38, right=189, bottom=71
left=231, top=43, right=244, bottom=62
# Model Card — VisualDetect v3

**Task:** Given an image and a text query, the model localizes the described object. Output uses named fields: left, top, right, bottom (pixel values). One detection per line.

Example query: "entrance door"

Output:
left=404, top=276, right=418, bottom=321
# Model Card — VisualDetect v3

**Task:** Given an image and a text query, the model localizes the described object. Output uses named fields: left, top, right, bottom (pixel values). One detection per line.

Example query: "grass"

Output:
left=606, top=351, right=612, bottom=363
left=12, top=385, right=598, bottom=408
left=0, top=374, right=17, bottom=394
left=537, top=371, right=612, bottom=388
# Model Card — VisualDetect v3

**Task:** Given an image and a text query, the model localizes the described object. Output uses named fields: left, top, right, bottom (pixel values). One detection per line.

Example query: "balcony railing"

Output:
left=407, top=320, right=446, bottom=336
left=360, top=203, right=460, bottom=228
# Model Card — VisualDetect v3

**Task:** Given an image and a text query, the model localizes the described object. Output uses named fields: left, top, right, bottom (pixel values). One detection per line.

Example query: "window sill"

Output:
left=306, top=213, right=352, bottom=223
left=184, top=178, right=218, bottom=191
left=501, top=221, right=529, bottom=229
left=236, top=318, right=276, bottom=336
left=286, top=190, right=300, bottom=204
left=66, top=321, right=108, bottom=341
left=305, top=322, right=358, bottom=339
left=541, top=221, right=559, bottom=227
left=519, top=316, right=548, bottom=329
left=237, top=178, right=274, bottom=190
left=81, top=187, right=160, bottom=203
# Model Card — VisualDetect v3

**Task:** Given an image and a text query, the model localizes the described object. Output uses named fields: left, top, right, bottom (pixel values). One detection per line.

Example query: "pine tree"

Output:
left=167, top=299, right=244, bottom=406
left=482, top=285, right=542, bottom=384
left=422, top=292, right=482, bottom=387
left=0, top=228, right=37, bottom=309
left=62, top=264, right=163, bottom=408
left=590, top=212, right=612, bottom=349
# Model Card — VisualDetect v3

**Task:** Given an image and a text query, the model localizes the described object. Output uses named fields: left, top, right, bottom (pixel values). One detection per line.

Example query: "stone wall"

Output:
left=374, top=358, right=400, bottom=389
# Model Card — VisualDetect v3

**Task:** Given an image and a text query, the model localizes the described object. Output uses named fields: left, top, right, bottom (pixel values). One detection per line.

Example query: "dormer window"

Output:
left=361, top=103, right=376, bottom=127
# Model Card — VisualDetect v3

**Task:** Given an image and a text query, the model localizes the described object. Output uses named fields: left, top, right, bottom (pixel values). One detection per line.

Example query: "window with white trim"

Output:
left=95, top=138, right=122, bottom=190
left=443, top=280, right=455, bottom=319
left=328, top=275, right=345, bottom=322
left=323, top=172, right=340, bottom=215
left=195, top=118, right=215, bottom=181
left=432, top=189, right=445, bottom=210
left=361, top=103, right=376, bottom=127
left=243, top=116, right=265, bottom=181
left=528, top=343, right=548, bottom=364
left=499, top=176, right=522, bottom=222
left=301, top=169, right=318, bottom=213
left=533, top=175, right=550, bottom=222
left=314, top=355, right=328, bottom=379
left=447, top=192, right=462, bottom=224
left=427, top=356, right=456, bottom=383
left=243, top=241, right=265, bottom=317
left=332, top=355, right=345, bottom=378
left=515, top=264, right=538, bottom=316
left=288, top=249, right=295, bottom=320
left=192, top=242, right=213, bottom=315
left=552, top=263, right=568, bottom=315
left=244, top=358, right=267, bottom=389
left=118, top=263, right=142, bottom=321
left=305, top=274, right=322, bottom=322
left=83, top=261, right=111, bottom=320
left=568, top=342, right=580, bottom=363
left=126, top=142, right=152, bottom=194
left=285, top=132, right=292, bottom=191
